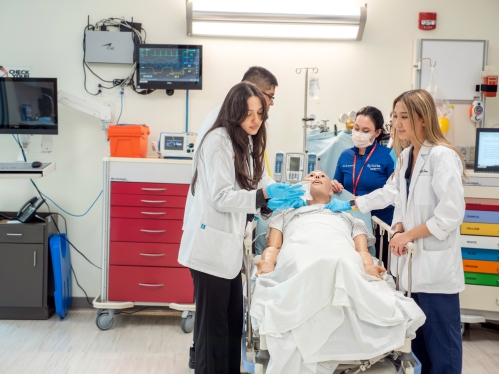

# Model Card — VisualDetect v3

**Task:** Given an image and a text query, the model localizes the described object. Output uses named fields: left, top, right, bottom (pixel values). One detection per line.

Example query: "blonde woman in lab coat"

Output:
left=389, top=89, right=466, bottom=374
left=178, top=81, right=303, bottom=374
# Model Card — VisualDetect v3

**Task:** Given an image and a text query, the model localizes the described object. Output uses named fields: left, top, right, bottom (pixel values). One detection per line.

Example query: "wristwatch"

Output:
left=349, top=199, right=358, bottom=210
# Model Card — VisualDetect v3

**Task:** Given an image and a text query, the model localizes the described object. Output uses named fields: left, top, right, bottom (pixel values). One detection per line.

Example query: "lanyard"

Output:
left=352, top=143, right=377, bottom=195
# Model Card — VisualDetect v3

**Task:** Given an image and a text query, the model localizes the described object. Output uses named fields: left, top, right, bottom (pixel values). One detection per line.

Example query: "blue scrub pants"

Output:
left=411, top=293, right=462, bottom=374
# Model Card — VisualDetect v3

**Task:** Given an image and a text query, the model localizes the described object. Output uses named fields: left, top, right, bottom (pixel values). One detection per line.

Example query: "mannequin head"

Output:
left=304, top=170, right=334, bottom=205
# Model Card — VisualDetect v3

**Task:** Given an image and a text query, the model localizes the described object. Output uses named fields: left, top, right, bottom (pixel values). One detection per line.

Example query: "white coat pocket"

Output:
left=190, top=224, right=233, bottom=268
left=417, top=246, right=455, bottom=289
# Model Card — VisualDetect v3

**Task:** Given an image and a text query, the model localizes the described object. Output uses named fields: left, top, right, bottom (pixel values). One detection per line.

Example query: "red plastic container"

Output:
left=108, top=125, right=150, bottom=158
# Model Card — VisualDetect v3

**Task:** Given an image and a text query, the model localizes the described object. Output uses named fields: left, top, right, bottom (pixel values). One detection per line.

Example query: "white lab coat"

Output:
left=356, top=175, right=398, bottom=214
left=391, top=142, right=465, bottom=294
left=178, top=128, right=272, bottom=279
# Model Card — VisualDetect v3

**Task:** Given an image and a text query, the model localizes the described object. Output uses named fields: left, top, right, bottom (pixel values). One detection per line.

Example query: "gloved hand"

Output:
left=268, top=195, right=306, bottom=211
left=324, top=198, right=351, bottom=212
left=265, top=183, right=305, bottom=200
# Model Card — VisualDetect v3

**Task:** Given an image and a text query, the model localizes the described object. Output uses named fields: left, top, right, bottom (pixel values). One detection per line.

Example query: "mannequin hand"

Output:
left=268, top=196, right=306, bottom=211
left=324, top=198, right=351, bottom=212
left=390, top=232, right=410, bottom=257
left=265, top=183, right=304, bottom=200
left=331, top=180, right=344, bottom=193
left=255, top=259, right=275, bottom=276
left=365, top=264, right=386, bottom=279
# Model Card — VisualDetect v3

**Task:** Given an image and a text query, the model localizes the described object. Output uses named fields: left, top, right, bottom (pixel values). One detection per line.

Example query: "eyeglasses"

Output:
left=262, top=92, right=275, bottom=102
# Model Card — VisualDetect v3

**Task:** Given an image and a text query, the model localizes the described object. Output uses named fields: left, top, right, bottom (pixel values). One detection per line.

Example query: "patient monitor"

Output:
left=274, top=152, right=317, bottom=183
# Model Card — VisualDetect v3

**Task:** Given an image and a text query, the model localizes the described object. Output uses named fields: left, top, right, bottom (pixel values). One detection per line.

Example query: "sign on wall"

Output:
left=0, top=66, right=31, bottom=78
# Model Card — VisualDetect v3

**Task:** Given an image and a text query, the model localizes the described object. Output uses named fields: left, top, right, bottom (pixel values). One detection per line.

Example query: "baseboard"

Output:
left=71, top=297, right=96, bottom=309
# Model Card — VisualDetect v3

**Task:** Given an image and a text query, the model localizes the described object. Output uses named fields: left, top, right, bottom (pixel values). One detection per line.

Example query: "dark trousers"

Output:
left=374, top=229, right=389, bottom=268
left=411, top=293, right=462, bottom=374
left=190, top=268, right=243, bottom=374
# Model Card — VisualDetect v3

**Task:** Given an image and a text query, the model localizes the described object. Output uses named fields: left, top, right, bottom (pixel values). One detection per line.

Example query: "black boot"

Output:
left=189, top=345, right=195, bottom=369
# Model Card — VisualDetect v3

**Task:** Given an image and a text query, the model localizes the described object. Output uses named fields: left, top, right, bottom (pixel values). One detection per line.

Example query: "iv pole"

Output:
left=296, top=67, right=319, bottom=153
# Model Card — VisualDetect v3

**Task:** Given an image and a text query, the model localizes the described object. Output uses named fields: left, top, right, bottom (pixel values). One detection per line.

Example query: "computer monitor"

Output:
left=136, top=44, right=202, bottom=91
left=0, top=78, right=58, bottom=135
left=474, top=128, right=499, bottom=173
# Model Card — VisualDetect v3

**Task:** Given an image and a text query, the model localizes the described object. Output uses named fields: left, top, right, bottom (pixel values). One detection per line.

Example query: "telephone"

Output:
left=17, top=197, right=45, bottom=223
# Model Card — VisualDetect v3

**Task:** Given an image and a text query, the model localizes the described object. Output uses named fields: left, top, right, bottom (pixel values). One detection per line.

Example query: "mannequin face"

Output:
left=240, top=96, right=264, bottom=135
left=304, top=170, right=334, bottom=201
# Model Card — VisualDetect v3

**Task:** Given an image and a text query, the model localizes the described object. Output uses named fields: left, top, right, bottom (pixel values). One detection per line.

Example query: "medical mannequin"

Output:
left=255, top=170, right=385, bottom=279
left=389, top=89, right=466, bottom=374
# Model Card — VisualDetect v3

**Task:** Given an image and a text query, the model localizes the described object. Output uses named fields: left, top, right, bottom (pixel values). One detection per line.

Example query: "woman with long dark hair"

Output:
left=178, top=81, right=302, bottom=374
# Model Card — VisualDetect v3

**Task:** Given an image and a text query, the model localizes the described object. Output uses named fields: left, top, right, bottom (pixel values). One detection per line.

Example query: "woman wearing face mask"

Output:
left=332, top=106, right=395, bottom=263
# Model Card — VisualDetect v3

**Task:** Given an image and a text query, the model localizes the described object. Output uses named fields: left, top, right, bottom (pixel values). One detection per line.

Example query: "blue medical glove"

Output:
left=324, top=198, right=351, bottom=212
left=268, top=196, right=306, bottom=211
left=265, top=183, right=305, bottom=200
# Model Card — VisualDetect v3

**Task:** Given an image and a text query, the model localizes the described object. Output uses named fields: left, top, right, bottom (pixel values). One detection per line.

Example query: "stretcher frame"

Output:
left=241, top=215, right=420, bottom=374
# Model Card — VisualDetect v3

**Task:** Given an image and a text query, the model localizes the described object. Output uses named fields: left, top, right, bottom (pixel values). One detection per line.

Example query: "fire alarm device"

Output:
left=419, top=12, right=437, bottom=30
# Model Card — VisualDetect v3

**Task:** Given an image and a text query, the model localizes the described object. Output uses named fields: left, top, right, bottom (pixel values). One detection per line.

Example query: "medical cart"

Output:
left=93, top=157, right=195, bottom=331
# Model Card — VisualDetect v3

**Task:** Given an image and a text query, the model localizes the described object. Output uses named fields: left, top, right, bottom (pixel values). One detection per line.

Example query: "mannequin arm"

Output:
left=353, top=234, right=386, bottom=279
left=255, top=228, right=283, bottom=276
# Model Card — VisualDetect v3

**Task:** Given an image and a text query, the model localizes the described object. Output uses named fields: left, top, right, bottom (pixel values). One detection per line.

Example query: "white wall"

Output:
left=2, top=0, right=499, bottom=297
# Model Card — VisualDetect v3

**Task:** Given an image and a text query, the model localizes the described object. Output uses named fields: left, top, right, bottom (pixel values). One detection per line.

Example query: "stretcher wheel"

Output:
left=181, top=312, right=195, bottom=333
left=96, top=311, right=114, bottom=330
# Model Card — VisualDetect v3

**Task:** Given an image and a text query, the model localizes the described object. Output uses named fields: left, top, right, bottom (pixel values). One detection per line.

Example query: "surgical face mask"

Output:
left=352, top=130, right=375, bottom=148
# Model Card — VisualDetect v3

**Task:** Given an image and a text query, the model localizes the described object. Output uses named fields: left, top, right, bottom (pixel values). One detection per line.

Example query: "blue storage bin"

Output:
left=461, top=247, right=499, bottom=262
left=49, top=234, right=72, bottom=319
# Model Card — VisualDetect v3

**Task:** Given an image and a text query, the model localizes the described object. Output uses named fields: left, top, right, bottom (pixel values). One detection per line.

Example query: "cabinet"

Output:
left=0, top=213, right=57, bottom=319
left=99, top=158, right=194, bottom=307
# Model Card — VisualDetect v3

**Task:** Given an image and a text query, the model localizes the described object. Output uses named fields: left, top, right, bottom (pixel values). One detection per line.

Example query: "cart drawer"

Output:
left=110, top=242, right=182, bottom=267
left=111, top=182, right=189, bottom=196
left=0, top=224, right=44, bottom=244
left=461, top=235, right=499, bottom=250
left=110, top=218, right=183, bottom=243
left=111, top=194, right=187, bottom=208
left=462, top=248, right=499, bottom=262
left=108, top=265, right=194, bottom=303
left=463, top=260, right=499, bottom=274
left=464, top=272, right=499, bottom=287
left=460, top=284, right=499, bottom=312
left=110, top=206, right=185, bottom=221
left=461, top=223, right=499, bottom=237
left=464, top=210, right=499, bottom=224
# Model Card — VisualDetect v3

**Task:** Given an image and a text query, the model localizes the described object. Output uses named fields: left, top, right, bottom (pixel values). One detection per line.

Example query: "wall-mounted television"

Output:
left=136, top=44, right=202, bottom=91
left=0, top=78, right=58, bottom=135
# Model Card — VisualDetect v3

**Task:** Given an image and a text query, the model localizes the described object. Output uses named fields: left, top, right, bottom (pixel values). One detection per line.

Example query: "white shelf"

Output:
left=0, top=162, right=56, bottom=179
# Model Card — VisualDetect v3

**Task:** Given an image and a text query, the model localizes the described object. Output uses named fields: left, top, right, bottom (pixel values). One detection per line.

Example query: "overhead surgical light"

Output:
left=186, top=1, right=367, bottom=41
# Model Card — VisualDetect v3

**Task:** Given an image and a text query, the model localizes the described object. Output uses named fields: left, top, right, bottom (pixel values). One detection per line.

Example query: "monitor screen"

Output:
left=474, top=128, right=499, bottom=173
left=136, top=44, right=202, bottom=90
left=0, top=78, right=58, bottom=135
left=164, top=136, right=184, bottom=151
left=290, top=157, right=301, bottom=172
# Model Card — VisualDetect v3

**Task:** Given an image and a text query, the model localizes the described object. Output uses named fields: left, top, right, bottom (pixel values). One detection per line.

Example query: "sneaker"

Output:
left=189, top=346, right=195, bottom=369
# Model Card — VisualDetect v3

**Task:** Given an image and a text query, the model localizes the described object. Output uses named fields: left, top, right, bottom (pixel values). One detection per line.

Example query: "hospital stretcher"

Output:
left=241, top=216, right=422, bottom=374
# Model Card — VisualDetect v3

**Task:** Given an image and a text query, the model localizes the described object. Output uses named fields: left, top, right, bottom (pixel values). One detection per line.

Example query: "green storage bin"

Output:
left=464, top=272, right=499, bottom=287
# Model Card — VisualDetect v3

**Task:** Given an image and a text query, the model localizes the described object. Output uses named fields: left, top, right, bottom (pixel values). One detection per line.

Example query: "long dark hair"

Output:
left=356, top=106, right=385, bottom=143
left=191, top=82, right=268, bottom=195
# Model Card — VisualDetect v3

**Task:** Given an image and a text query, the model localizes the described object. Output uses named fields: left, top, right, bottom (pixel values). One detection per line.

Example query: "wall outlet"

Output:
left=457, top=146, right=468, bottom=160
left=468, top=146, right=476, bottom=162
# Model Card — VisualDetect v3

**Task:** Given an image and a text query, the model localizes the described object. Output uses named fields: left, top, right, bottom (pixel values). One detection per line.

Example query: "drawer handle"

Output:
left=139, top=283, right=164, bottom=287
left=141, top=212, right=166, bottom=215
left=141, top=200, right=166, bottom=204
left=140, top=253, right=166, bottom=257
left=6, top=233, right=23, bottom=236
left=140, top=229, right=166, bottom=233
left=142, top=188, right=167, bottom=191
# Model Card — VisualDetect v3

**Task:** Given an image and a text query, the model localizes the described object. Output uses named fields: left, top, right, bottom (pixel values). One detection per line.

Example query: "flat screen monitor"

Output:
left=0, top=78, right=58, bottom=135
left=474, top=128, right=499, bottom=173
left=136, top=44, right=202, bottom=91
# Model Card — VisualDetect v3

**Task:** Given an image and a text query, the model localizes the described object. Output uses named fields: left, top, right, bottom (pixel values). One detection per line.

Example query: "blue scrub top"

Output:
left=334, top=143, right=395, bottom=224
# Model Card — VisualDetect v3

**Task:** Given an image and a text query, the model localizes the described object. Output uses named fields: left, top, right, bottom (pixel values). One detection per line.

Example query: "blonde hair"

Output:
left=392, top=89, right=466, bottom=182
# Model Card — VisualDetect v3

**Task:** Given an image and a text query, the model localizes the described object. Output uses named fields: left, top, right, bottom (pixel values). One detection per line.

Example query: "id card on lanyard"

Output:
left=352, top=143, right=377, bottom=195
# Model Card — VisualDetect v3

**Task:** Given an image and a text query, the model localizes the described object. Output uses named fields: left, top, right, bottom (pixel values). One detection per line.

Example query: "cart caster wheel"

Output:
left=254, top=363, right=264, bottom=374
left=181, top=312, right=195, bottom=333
left=97, top=309, right=106, bottom=316
left=96, top=312, right=114, bottom=330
